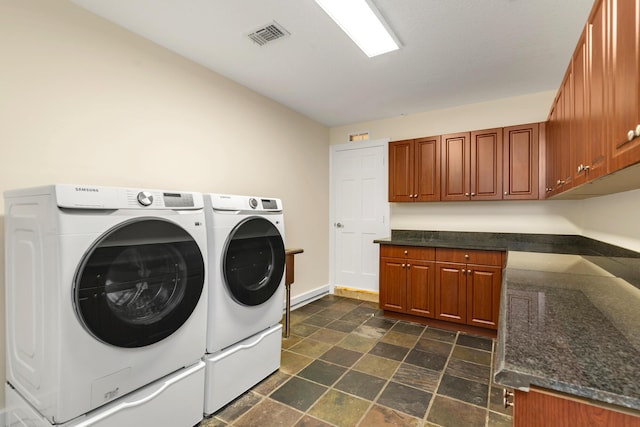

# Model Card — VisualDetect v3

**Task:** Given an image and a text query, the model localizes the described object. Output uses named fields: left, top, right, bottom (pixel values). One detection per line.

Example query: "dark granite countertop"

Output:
left=375, top=230, right=640, bottom=411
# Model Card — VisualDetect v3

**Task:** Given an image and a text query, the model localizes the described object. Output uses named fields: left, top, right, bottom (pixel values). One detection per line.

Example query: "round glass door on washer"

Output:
left=75, top=218, right=205, bottom=348
left=223, top=217, right=285, bottom=306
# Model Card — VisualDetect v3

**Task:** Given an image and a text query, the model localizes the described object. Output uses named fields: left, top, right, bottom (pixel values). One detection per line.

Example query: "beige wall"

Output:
left=0, top=0, right=330, bottom=405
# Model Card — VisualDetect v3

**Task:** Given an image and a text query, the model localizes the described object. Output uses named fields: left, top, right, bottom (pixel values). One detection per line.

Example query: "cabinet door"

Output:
left=503, top=124, right=540, bottom=200
left=571, top=29, right=589, bottom=188
left=586, top=0, right=609, bottom=181
left=414, top=136, right=441, bottom=201
left=609, top=0, right=640, bottom=171
left=559, top=72, right=574, bottom=190
left=406, top=260, right=436, bottom=318
left=435, top=262, right=466, bottom=324
left=466, top=264, right=502, bottom=330
left=379, top=258, right=407, bottom=313
left=545, top=102, right=559, bottom=198
left=471, top=128, right=503, bottom=200
left=441, top=132, right=471, bottom=201
left=388, top=140, right=414, bottom=202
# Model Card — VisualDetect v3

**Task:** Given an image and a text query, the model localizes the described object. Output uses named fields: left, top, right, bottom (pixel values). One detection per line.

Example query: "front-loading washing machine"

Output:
left=203, top=193, right=286, bottom=414
left=4, top=185, right=208, bottom=425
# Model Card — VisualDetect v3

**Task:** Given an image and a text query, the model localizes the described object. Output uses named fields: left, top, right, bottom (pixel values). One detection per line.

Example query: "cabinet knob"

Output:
left=471, top=192, right=476, bottom=196
left=404, top=250, right=408, bottom=255
left=414, top=194, right=418, bottom=198
left=464, top=254, right=470, bottom=259
left=504, top=192, right=508, bottom=195
left=402, top=263, right=406, bottom=268
left=407, top=264, right=411, bottom=269
left=468, top=269, right=472, bottom=275
left=577, top=164, right=584, bottom=173
left=628, top=129, right=636, bottom=142
left=465, top=192, right=470, bottom=197
left=503, top=389, right=514, bottom=408
left=409, top=194, right=414, bottom=198
left=462, top=269, right=466, bottom=273
left=635, top=124, right=640, bottom=137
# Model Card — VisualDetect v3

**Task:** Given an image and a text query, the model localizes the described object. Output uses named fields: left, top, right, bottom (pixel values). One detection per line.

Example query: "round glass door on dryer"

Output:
left=222, top=217, right=286, bottom=307
left=74, top=218, right=205, bottom=348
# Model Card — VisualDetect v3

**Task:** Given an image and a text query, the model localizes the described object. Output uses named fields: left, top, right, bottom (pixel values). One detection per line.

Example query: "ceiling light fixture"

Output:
left=313, top=0, right=400, bottom=57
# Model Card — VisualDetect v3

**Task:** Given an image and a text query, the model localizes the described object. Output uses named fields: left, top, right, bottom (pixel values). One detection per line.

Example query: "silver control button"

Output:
left=249, top=198, right=258, bottom=209
left=137, top=191, right=153, bottom=206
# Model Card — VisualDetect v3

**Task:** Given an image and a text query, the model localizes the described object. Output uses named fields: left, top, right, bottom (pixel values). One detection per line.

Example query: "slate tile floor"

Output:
left=200, top=295, right=512, bottom=427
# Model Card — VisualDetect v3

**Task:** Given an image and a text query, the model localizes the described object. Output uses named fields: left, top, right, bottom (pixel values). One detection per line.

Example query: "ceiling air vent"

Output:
left=248, top=21, right=290, bottom=46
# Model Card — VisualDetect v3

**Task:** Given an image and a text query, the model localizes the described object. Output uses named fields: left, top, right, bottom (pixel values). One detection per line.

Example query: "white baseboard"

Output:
left=285, top=284, right=331, bottom=312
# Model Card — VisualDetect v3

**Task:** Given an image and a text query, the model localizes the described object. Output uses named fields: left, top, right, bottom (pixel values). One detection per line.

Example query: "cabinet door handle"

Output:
left=503, top=389, right=514, bottom=408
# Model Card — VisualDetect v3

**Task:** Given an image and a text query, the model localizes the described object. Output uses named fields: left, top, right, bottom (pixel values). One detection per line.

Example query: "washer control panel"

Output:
left=137, top=191, right=154, bottom=206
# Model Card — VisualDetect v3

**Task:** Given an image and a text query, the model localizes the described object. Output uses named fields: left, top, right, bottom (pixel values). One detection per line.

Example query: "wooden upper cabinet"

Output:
left=388, top=137, right=440, bottom=202
left=571, top=29, right=589, bottom=188
left=441, top=132, right=470, bottom=201
left=414, top=136, right=441, bottom=201
left=559, top=72, right=574, bottom=190
left=609, top=0, right=640, bottom=171
left=441, top=130, right=503, bottom=201
left=545, top=102, right=560, bottom=197
left=471, top=128, right=503, bottom=200
left=586, top=0, right=609, bottom=181
left=388, top=139, right=414, bottom=202
left=503, top=123, right=539, bottom=200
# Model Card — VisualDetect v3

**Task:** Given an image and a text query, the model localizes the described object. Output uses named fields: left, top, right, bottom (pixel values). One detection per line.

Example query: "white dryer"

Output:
left=4, top=185, right=208, bottom=425
left=203, top=193, right=286, bottom=414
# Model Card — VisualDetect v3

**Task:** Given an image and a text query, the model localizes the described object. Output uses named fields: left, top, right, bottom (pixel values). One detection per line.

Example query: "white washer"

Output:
left=203, top=193, right=285, bottom=414
left=4, top=185, right=208, bottom=425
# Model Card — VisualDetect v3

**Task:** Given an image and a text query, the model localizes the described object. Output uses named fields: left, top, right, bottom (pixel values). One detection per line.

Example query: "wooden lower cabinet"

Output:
left=379, top=246, right=436, bottom=316
left=406, top=260, right=436, bottom=317
left=435, top=262, right=466, bottom=324
left=379, top=245, right=504, bottom=331
left=513, top=387, right=640, bottom=427
left=466, top=264, right=502, bottom=329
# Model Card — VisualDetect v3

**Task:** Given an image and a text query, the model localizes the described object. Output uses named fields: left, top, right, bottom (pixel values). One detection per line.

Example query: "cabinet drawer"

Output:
left=436, top=248, right=504, bottom=266
left=380, top=245, right=435, bottom=260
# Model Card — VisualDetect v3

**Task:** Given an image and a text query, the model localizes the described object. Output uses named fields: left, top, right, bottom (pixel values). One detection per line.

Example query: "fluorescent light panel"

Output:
left=314, top=0, right=399, bottom=57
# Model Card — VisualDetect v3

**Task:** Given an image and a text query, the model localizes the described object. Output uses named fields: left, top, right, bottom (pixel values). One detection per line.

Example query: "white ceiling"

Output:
left=69, top=0, right=595, bottom=127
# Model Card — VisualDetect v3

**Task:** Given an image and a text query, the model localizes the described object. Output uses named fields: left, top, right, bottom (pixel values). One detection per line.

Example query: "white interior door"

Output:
left=330, top=139, right=390, bottom=293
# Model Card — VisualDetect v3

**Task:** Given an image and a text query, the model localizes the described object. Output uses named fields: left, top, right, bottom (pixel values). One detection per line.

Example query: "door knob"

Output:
left=335, top=222, right=344, bottom=228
